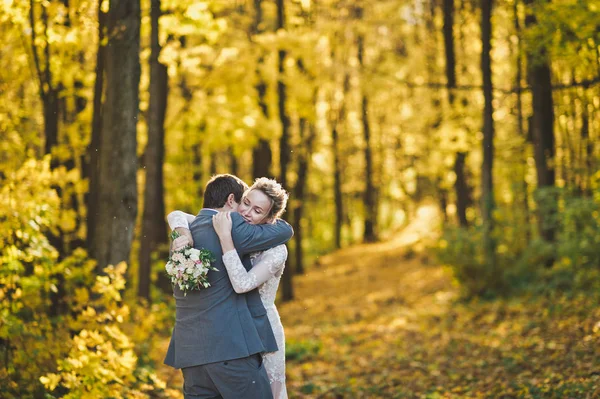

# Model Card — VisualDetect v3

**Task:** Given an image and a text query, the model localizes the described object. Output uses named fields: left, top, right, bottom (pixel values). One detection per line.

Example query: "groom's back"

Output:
left=163, top=211, right=267, bottom=369
left=189, top=214, right=228, bottom=287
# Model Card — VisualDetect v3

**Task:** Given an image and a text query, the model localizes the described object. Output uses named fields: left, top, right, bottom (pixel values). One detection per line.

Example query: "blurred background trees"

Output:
left=1, top=0, right=599, bottom=396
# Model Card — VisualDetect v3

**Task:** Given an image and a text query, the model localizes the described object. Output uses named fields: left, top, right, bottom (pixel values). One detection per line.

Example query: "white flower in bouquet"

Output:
left=165, top=261, right=175, bottom=275
left=189, top=249, right=200, bottom=262
left=172, top=252, right=185, bottom=264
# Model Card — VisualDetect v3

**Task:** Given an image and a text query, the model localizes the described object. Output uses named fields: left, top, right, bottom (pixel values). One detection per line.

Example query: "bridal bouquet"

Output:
left=166, top=231, right=218, bottom=295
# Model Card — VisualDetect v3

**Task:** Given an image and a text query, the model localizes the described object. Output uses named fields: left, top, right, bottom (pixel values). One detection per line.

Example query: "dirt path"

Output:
left=280, top=205, right=599, bottom=398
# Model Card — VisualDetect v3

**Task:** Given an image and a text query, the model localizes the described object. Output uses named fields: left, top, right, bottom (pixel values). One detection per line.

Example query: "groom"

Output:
left=164, top=174, right=293, bottom=398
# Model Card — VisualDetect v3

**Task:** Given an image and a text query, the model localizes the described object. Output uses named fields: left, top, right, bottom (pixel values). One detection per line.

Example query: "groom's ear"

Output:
left=226, top=193, right=236, bottom=208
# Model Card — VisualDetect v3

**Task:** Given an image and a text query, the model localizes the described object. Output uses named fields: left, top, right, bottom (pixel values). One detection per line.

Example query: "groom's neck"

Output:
left=202, top=206, right=230, bottom=212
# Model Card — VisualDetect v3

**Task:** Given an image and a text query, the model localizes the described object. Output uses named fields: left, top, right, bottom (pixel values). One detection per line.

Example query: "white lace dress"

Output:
left=223, top=246, right=288, bottom=399
left=167, top=211, right=289, bottom=399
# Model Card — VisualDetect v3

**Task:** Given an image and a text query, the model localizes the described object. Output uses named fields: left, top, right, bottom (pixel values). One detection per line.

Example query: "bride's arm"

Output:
left=167, top=210, right=195, bottom=230
left=213, top=212, right=287, bottom=293
left=222, top=246, right=287, bottom=293
left=167, top=211, right=195, bottom=249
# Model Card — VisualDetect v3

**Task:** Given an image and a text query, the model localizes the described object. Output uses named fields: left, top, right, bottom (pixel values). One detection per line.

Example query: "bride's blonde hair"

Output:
left=250, top=177, right=289, bottom=221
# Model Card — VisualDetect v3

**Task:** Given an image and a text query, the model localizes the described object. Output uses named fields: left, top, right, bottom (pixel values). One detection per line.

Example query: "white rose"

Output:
left=165, top=262, right=175, bottom=275
left=189, top=249, right=200, bottom=261
left=197, top=262, right=208, bottom=275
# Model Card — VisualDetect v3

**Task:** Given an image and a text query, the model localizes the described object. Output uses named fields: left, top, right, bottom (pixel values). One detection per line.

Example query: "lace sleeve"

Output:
left=222, top=245, right=288, bottom=293
left=167, top=211, right=195, bottom=230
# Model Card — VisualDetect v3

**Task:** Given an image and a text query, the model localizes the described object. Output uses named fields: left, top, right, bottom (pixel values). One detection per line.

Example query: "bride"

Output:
left=168, top=177, right=289, bottom=399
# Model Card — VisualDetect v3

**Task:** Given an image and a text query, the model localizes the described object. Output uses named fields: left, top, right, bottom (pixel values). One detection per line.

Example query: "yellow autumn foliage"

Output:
left=0, top=158, right=170, bottom=399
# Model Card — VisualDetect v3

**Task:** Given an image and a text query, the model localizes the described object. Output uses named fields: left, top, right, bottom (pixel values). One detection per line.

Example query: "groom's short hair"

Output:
left=203, top=174, right=248, bottom=208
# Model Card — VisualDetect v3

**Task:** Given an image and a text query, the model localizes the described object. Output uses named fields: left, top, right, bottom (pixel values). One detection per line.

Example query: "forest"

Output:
left=1, top=0, right=599, bottom=397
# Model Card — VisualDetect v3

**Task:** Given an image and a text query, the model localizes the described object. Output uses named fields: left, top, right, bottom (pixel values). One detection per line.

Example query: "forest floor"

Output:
left=156, top=205, right=600, bottom=398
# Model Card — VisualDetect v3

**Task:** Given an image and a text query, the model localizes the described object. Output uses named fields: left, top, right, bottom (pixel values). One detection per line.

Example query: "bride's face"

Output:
left=238, top=189, right=273, bottom=225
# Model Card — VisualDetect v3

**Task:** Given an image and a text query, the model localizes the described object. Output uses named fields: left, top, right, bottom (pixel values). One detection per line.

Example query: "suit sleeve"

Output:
left=230, top=212, right=293, bottom=255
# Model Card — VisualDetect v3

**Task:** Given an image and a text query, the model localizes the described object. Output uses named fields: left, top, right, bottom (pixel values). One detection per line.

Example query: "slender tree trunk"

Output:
left=525, top=0, right=556, bottom=251
left=332, top=122, right=344, bottom=249
left=426, top=0, right=447, bottom=222
left=292, top=58, right=317, bottom=275
left=355, top=9, right=377, bottom=243
left=210, top=154, right=217, bottom=175
left=453, top=152, right=469, bottom=226
left=331, top=72, right=349, bottom=250
left=436, top=176, right=449, bottom=223
left=581, top=97, right=592, bottom=195
left=481, top=0, right=496, bottom=267
left=230, top=149, right=239, bottom=176
left=443, top=0, right=469, bottom=227
left=252, top=0, right=273, bottom=179
left=192, top=141, right=204, bottom=200
left=566, top=82, right=578, bottom=190
left=276, top=0, right=293, bottom=301
left=292, top=120, right=315, bottom=275
left=87, top=4, right=106, bottom=250
left=90, top=0, right=141, bottom=271
left=29, top=0, right=65, bottom=259
left=139, top=0, right=168, bottom=301
left=513, top=0, right=531, bottom=242
left=443, top=0, right=457, bottom=104
left=253, top=140, right=272, bottom=179
left=29, top=1, right=60, bottom=158
left=453, top=154, right=470, bottom=226
left=361, top=93, right=377, bottom=242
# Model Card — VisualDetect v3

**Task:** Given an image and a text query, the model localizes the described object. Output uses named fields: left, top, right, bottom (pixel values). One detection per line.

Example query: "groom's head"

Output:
left=203, top=174, right=248, bottom=211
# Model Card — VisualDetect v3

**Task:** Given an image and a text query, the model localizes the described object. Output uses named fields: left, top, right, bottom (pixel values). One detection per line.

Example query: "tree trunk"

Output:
left=192, top=140, right=204, bottom=197
left=292, top=58, right=317, bottom=275
left=87, top=4, right=106, bottom=251
left=210, top=154, right=217, bottom=175
left=525, top=0, right=556, bottom=250
left=276, top=0, right=293, bottom=302
left=443, top=0, right=457, bottom=104
left=28, top=1, right=60, bottom=158
left=453, top=152, right=469, bottom=226
left=355, top=10, right=377, bottom=243
left=443, top=0, right=470, bottom=227
left=229, top=149, right=239, bottom=176
left=89, top=0, right=141, bottom=271
left=252, top=0, right=273, bottom=180
left=29, top=0, right=65, bottom=259
left=481, top=0, right=496, bottom=266
left=253, top=139, right=272, bottom=179
left=425, top=0, right=447, bottom=223
left=331, top=72, right=349, bottom=250
left=332, top=122, right=344, bottom=249
left=513, top=0, right=531, bottom=241
left=581, top=97, right=592, bottom=195
left=361, top=94, right=376, bottom=242
left=293, top=118, right=316, bottom=275
left=139, top=0, right=168, bottom=301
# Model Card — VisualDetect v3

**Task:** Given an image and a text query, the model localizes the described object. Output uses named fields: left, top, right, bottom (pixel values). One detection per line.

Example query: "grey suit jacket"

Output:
left=164, top=209, right=293, bottom=369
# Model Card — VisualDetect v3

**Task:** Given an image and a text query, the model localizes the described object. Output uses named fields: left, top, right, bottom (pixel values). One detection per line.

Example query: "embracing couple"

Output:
left=163, top=174, right=292, bottom=399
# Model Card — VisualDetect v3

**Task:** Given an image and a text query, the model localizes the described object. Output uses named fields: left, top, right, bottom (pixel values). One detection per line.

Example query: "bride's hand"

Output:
left=212, top=211, right=233, bottom=239
left=172, top=228, right=193, bottom=251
